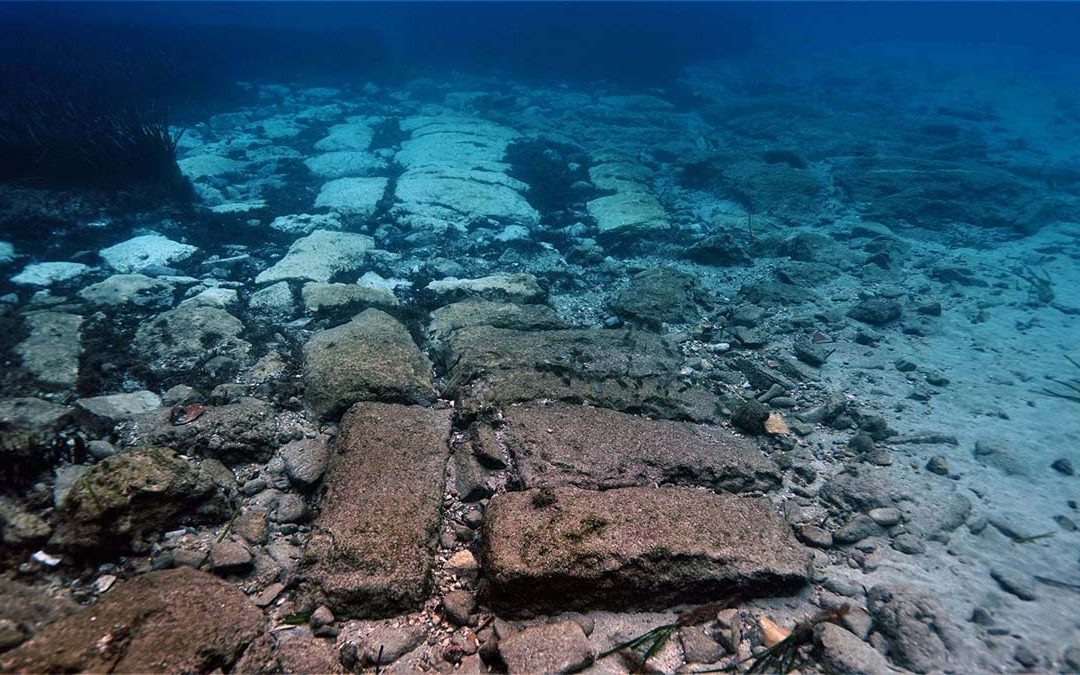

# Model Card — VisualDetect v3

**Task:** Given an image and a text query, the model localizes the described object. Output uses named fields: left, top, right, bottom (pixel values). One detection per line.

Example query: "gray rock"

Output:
left=680, top=626, right=724, bottom=664
left=425, top=273, right=544, bottom=305
left=0, top=568, right=262, bottom=673
left=300, top=282, right=398, bottom=319
left=481, top=486, right=811, bottom=612
left=0, top=497, right=51, bottom=547
left=247, top=281, right=296, bottom=322
left=441, top=326, right=724, bottom=424
left=48, top=447, right=234, bottom=552
left=255, top=230, right=374, bottom=285
left=797, top=524, right=834, bottom=549
left=425, top=300, right=565, bottom=360
left=355, top=621, right=426, bottom=665
left=302, top=403, right=451, bottom=618
left=497, top=620, right=593, bottom=674
left=815, top=623, right=891, bottom=675
left=15, top=311, right=82, bottom=389
left=99, top=235, right=197, bottom=274
left=77, top=274, right=174, bottom=309
left=848, top=298, right=902, bottom=325
left=868, top=584, right=961, bottom=672
left=442, top=590, right=476, bottom=627
left=132, top=304, right=251, bottom=387
left=869, top=507, right=902, bottom=527
left=86, top=440, right=118, bottom=459
left=273, top=493, right=310, bottom=524
left=302, top=309, right=436, bottom=420
left=454, top=450, right=495, bottom=502
left=75, top=390, right=162, bottom=432
left=610, top=267, right=709, bottom=327
left=925, top=455, right=949, bottom=475
left=821, top=466, right=970, bottom=538
left=990, top=567, right=1037, bottom=601
left=280, top=435, right=331, bottom=490
left=714, top=608, right=741, bottom=654
left=833, top=514, right=885, bottom=545
left=0, top=397, right=73, bottom=463
left=210, top=539, right=254, bottom=574
left=486, top=401, right=780, bottom=493
left=120, top=397, right=282, bottom=464
left=892, top=533, right=926, bottom=555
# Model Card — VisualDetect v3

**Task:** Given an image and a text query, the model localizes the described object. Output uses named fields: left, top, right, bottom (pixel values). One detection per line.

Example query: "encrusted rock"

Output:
left=132, top=304, right=251, bottom=387
left=481, top=486, right=811, bottom=612
left=867, top=584, right=961, bottom=673
left=75, top=390, right=162, bottom=433
left=120, top=397, right=282, bottom=464
left=0, top=397, right=72, bottom=463
left=303, top=403, right=451, bottom=617
left=611, top=267, right=710, bottom=327
left=486, top=401, right=779, bottom=493
left=48, top=446, right=234, bottom=552
left=426, top=300, right=565, bottom=359
left=302, top=308, right=436, bottom=419
left=1, top=568, right=262, bottom=673
left=814, top=623, right=891, bottom=675
left=99, top=234, right=197, bottom=273
left=280, top=435, right=331, bottom=489
left=77, top=274, right=175, bottom=309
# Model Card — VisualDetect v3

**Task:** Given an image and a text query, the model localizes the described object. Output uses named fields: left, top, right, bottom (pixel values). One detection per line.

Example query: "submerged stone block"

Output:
left=302, top=403, right=451, bottom=618
left=487, top=401, right=780, bottom=493
left=481, top=486, right=810, bottom=612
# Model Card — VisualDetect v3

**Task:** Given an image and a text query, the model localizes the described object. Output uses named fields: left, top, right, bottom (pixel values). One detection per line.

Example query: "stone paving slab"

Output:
left=483, top=401, right=780, bottom=493
left=302, top=402, right=451, bottom=618
left=481, top=486, right=810, bottom=612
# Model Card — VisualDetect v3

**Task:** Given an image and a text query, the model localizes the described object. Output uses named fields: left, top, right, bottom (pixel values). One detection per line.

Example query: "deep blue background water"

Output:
left=2, top=2, right=1079, bottom=104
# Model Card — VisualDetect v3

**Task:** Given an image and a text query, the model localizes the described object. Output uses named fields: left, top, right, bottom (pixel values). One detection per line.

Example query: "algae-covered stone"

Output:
left=255, top=230, right=375, bottom=285
left=1, top=568, right=262, bottom=673
left=49, top=446, right=234, bottom=552
left=441, top=326, right=723, bottom=423
left=481, top=486, right=811, bottom=612
left=303, top=403, right=451, bottom=617
left=0, top=397, right=73, bottom=462
left=302, top=308, right=435, bottom=419
left=487, top=401, right=779, bottom=493
left=120, top=398, right=282, bottom=464
left=611, top=267, right=710, bottom=327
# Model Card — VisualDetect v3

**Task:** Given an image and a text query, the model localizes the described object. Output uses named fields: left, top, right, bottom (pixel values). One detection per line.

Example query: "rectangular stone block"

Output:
left=489, top=401, right=780, bottom=493
left=481, top=486, right=810, bottom=612
left=302, top=403, right=451, bottom=618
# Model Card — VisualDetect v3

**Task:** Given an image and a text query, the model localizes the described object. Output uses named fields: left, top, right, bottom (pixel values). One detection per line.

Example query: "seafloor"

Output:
left=1, top=51, right=1079, bottom=674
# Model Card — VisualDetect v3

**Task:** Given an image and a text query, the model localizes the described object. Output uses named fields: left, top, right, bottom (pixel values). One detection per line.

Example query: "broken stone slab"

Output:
left=483, top=401, right=780, bottom=493
left=1, top=568, right=263, bottom=674
left=425, top=273, right=545, bottom=305
left=440, top=325, right=724, bottom=424
left=313, top=177, right=389, bottom=217
left=300, top=282, right=399, bottom=319
left=48, top=446, right=234, bottom=553
left=119, top=397, right=284, bottom=464
left=481, top=486, right=811, bottom=612
left=280, top=434, right=331, bottom=490
left=255, top=230, right=375, bottom=285
left=427, top=300, right=564, bottom=345
left=587, top=190, right=671, bottom=239
left=302, top=403, right=451, bottom=618
left=75, top=390, right=162, bottom=433
left=99, top=234, right=197, bottom=274
left=132, top=304, right=251, bottom=387
left=302, top=308, right=436, bottom=420
left=77, top=273, right=175, bottom=309
left=11, top=262, right=91, bottom=287
left=15, top=311, right=82, bottom=390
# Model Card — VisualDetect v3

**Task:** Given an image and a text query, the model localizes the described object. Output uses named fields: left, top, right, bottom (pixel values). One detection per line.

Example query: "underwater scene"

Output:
left=0, top=1, right=1078, bottom=672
